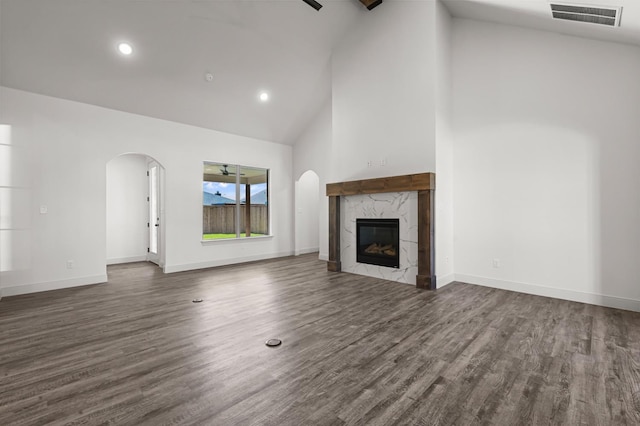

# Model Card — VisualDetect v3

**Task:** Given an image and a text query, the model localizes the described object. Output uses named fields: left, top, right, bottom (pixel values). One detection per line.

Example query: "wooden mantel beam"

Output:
left=326, top=173, right=434, bottom=197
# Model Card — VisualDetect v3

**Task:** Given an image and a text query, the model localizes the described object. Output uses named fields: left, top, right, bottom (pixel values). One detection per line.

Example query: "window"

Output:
left=202, top=162, right=269, bottom=240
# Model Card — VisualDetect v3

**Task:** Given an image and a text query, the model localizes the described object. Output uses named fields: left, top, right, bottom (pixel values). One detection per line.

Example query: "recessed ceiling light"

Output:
left=259, top=92, right=269, bottom=102
left=117, top=42, right=133, bottom=55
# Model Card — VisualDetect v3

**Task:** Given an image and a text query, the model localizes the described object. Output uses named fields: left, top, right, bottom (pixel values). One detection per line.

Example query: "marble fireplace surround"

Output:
left=326, top=173, right=436, bottom=290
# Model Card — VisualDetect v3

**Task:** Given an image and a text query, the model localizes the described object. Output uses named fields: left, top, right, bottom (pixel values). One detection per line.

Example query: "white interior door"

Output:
left=147, top=161, right=161, bottom=265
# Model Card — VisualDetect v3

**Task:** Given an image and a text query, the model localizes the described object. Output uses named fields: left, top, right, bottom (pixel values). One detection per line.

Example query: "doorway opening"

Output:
left=147, top=160, right=161, bottom=266
left=295, top=170, right=320, bottom=256
left=106, top=154, right=165, bottom=269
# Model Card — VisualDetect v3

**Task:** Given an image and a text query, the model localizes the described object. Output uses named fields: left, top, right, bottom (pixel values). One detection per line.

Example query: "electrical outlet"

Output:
left=380, top=158, right=387, bottom=166
left=444, top=257, right=449, bottom=264
left=66, top=260, right=74, bottom=269
left=40, top=205, right=48, bottom=214
left=367, top=160, right=373, bottom=167
left=492, top=258, right=500, bottom=268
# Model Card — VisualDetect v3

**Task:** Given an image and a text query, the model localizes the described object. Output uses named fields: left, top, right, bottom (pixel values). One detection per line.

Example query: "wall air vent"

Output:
left=550, top=3, right=622, bottom=27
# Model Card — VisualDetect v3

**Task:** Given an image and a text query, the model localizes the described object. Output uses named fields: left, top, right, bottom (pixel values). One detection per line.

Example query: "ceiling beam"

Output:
left=302, top=0, right=322, bottom=11
left=359, top=0, right=382, bottom=10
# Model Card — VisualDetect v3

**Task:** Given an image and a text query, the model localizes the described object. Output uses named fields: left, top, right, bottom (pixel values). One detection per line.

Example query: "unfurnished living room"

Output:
left=1, top=0, right=640, bottom=425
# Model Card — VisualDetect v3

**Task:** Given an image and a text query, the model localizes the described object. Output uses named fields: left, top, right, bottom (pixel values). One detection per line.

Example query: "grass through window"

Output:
left=203, top=233, right=265, bottom=240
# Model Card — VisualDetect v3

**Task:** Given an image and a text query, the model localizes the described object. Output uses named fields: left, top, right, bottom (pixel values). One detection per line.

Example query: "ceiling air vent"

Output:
left=550, top=3, right=622, bottom=27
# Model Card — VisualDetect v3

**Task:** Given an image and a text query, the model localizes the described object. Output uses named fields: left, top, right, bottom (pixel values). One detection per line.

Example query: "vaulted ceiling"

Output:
left=443, top=0, right=640, bottom=46
left=0, top=0, right=365, bottom=145
left=2, top=0, right=640, bottom=146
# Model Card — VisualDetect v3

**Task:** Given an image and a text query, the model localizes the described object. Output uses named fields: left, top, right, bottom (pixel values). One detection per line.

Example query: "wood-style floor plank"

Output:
left=2, top=254, right=640, bottom=425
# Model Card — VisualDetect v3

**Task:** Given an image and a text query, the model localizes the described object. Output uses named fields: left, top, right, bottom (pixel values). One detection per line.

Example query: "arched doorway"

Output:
left=106, top=153, right=165, bottom=268
left=295, top=170, right=320, bottom=256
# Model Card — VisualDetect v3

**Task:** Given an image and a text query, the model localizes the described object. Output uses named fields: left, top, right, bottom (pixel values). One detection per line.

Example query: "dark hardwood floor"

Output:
left=2, top=254, right=640, bottom=425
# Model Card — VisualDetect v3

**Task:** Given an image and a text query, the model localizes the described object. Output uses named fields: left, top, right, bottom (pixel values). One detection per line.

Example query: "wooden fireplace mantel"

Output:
left=326, top=173, right=436, bottom=290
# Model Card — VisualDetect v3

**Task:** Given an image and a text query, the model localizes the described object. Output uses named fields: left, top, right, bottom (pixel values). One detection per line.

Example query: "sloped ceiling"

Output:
left=0, top=0, right=364, bottom=145
left=2, top=1, right=640, bottom=146
left=442, top=0, right=640, bottom=47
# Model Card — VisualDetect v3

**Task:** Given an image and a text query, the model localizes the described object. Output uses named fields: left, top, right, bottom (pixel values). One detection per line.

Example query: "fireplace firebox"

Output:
left=356, top=219, right=400, bottom=268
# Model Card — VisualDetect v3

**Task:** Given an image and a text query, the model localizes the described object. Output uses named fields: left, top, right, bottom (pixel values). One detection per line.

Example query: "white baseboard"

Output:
left=437, top=273, right=455, bottom=288
left=107, top=255, right=148, bottom=265
left=164, top=251, right=295, bottom=274
left=2, top=274, right=108, bottom=297
left=294, top=247, right=319, bottom=256
left=318, top=253, right=329, bottom=261
left=455, top=273, right=640, bottom=313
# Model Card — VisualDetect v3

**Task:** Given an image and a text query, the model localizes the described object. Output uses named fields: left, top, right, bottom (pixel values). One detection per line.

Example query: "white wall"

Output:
left=452, top=19, right=640, bottom=310
left=435, top=1, right=454, bottom=287
left=0, top=86, right=294, bottom=296
left=293, top=99, right=331, bottom=260
left=295, top=0, right=439, bottom=266
left=106, top=154, right=148, bottom=264
left=330, top=1, right=437, bottom=182
left=294, top=170, right=320, bottom=255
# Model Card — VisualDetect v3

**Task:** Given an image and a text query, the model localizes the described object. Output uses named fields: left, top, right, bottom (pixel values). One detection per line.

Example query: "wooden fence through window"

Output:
left=203, top=205, right=268, bottom=235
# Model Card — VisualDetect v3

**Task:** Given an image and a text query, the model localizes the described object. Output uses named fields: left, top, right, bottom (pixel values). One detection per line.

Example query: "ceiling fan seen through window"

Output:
left=220, top=165, right=245, bottom=176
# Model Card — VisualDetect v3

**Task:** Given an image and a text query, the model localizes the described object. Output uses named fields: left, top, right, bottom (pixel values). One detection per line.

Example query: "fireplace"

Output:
left=327, top=173, right=435, bottom=289
left=356, top=219, right=400, bottom=269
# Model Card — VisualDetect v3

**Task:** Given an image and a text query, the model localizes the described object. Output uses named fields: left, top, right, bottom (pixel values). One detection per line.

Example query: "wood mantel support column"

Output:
left=327, top=196, right=341, bottom=272
left=416, top=190, right=435, bottom=290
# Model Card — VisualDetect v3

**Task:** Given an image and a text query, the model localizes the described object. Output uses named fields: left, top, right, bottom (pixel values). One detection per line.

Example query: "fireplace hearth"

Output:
left=356, top=219, right=400, bottom=268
